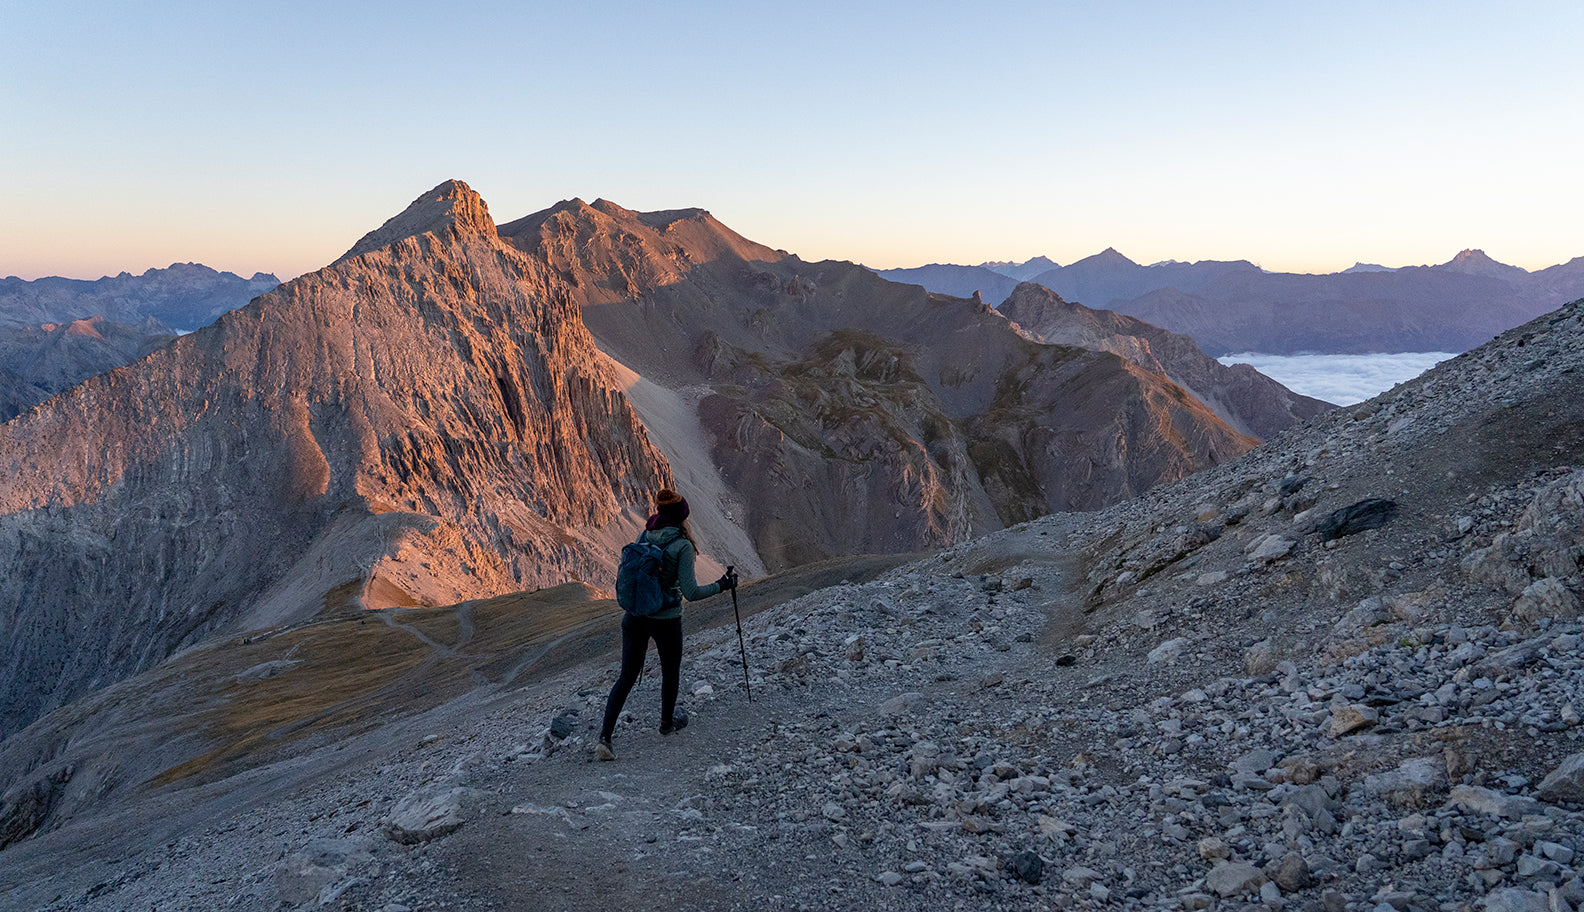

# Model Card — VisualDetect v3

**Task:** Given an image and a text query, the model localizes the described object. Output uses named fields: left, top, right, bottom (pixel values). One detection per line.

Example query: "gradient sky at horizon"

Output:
left=4, top=1, right=1581, bottom=282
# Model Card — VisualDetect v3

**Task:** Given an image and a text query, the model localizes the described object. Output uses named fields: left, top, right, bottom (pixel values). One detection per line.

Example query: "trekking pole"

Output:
left=727, top=566, right=751, bottom=703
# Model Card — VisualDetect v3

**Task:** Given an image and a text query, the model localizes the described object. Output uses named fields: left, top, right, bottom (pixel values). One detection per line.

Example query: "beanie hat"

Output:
left=655, top=489, right=690, bottom=525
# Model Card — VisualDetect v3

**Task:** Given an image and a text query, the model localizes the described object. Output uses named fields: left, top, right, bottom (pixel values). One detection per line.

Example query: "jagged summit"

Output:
left=1439, top=247, right=1529, bottom=280
left=336, top=179, right=496, bottom=264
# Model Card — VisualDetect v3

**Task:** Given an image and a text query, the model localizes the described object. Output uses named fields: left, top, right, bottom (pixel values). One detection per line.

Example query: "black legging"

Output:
left=599, top=614, right=683, bottom=739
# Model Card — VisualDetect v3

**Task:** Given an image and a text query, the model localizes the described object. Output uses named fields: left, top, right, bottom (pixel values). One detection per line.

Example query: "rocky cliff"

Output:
left=0, top=181, right=671, bottom=737
left=999, top=282, right=1334, bottom=438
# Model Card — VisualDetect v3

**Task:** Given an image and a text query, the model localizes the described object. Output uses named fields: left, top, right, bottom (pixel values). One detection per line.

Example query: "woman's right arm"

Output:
left=672, top=539, right=723, bottom=601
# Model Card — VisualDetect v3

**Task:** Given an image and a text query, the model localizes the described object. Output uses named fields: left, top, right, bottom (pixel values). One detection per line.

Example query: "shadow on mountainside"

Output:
left=0, top=555, right=919, bottom=859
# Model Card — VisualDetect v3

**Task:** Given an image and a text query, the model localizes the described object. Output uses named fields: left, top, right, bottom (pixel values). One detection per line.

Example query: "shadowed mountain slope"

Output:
left=0, top=316, right=177, bottom=422
left=501, top=199, right=1258, bottom=571
left=999, top=282, right=1334, bottom=438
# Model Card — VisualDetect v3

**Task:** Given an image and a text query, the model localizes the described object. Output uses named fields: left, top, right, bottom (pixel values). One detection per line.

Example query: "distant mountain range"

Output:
left=0, top=265, right=281, bottom=421
left=0, top=263, right=280, bottom=332
left=877, top=249, right=1584, bottom=355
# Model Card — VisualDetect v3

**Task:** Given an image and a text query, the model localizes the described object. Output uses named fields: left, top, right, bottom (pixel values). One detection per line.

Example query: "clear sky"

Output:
left=4, top=1, right=1581, bottom=282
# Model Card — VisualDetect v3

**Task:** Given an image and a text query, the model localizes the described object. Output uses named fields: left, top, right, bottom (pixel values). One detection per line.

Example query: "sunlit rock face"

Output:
left=0, top=181, right=672, bottom=736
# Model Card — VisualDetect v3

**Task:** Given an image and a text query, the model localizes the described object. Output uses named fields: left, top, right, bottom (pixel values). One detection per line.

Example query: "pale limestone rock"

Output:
left=383, top=787, right=467, bottom=844
left=1205, top=861, right=1266, bottom=897
left=1328, top=704, right=1378, bottom=738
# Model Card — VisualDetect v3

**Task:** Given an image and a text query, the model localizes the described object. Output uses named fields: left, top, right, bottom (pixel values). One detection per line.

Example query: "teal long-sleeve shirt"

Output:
left=644, top=526, right=721, bottom=619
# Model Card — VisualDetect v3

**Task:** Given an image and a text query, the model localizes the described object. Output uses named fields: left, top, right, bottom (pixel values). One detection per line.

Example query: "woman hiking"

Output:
left=597, top=489, right=735, bottom=761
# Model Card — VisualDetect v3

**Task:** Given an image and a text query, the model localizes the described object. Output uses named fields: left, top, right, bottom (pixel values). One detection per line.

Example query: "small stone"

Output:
left=1198, top=837, right=1231, bottom=861
left=1260, top=880, right=1284, bottom=903
left=822, top=802, right=847, bottom=821
left=1007, top=851, right=1043, bottom=885
left=876, top=871, right=904, bottom=886
left=1248, top=535, right=1296, bottom=562
left=548, top=709, right=579, bottom=740
left=1479, top=887, right=1551, bottom=912
left=382, top=787, right=467, bottom=845
left=1449, top=785, right=1544, bottom=820
left=1538, top=752, right=1584, bottom=804
left=1245, top=639, right=1280, bottom=676
left=1206, top=861, right=1267, bottom=897
left=1514, top=578, right=1581, bottom=622
left=1274, top=853, right=1310, bottom=891
left=881, top=692, right=926, bottom=715
left=1363, top=757, right=1447, bottom=808
left=1197, top=570, right=1229, bottom=586
left=1329, top=703, right=1378, bottom=738
left=1148, top=637, right=1191, bottom=664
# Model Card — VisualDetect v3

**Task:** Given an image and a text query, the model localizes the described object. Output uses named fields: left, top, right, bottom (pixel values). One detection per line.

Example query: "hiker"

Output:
left=597, top=489, right=735, bottom=761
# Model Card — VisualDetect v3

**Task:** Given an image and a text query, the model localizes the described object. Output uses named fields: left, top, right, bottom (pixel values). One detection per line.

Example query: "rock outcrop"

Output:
left=0, top=180, right=671, bottom=737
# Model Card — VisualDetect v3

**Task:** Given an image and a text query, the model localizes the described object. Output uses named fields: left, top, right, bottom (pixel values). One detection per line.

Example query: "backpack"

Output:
left=614, top=532, right=680, bottom=616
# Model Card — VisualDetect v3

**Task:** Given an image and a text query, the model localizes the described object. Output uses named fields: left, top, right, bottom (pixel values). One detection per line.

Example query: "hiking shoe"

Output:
left=660, top=707, right=689, bottom=735
left=596, top=736, right=616, bottom=761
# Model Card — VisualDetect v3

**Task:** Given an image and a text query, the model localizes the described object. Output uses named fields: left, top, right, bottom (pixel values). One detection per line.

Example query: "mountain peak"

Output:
left=1438, top=248, right=1527, bottom=279
left=1075, top=247, right=1139, bottom=269
left=337, top=180, right=495, bottom=264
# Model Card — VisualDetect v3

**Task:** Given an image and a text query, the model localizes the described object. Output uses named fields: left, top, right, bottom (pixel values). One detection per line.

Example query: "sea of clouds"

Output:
left=1217, top=352, right=1457, bottom=407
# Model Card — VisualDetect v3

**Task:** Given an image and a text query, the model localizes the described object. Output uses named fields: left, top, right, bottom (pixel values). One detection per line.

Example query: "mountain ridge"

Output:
left=876, top=248, right=1584, bottom=355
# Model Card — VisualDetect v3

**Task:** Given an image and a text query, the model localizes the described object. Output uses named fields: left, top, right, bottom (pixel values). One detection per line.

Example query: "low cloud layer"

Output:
left=1218, top=352, right=1457, bottom=407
